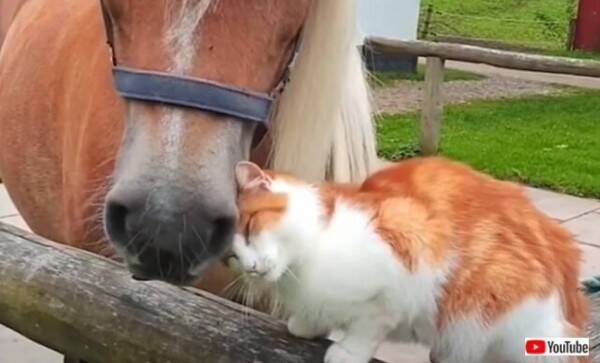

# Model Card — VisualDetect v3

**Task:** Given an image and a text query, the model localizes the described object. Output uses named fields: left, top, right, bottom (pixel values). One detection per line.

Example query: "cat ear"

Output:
left=235, top=161, right=271, bottom=191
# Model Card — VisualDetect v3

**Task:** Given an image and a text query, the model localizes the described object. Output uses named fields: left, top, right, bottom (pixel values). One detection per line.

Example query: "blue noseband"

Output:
left=113, top=67, right=274, bottom=124
left=100, top=0, right=298, bottom=125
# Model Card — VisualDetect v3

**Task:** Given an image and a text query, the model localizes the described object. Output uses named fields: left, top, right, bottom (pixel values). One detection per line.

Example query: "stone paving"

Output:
left=1, top=183, right=599, bottom=363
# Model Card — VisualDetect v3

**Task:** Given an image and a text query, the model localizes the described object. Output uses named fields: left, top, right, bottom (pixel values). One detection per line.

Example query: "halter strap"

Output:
left=99, top=0, right=117, bottom=66
left=113, top=67, right=274, bottom=123
left=99, top=0, right=300, bottom=124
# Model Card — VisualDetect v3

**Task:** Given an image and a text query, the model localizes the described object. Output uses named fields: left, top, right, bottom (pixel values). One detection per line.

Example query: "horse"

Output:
left=0, top=0, right=378, bottom=294
left=0, top=0, right=25, bottom=46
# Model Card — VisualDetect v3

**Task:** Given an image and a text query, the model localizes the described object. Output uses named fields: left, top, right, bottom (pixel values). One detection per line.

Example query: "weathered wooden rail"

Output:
left=0, top=222, right=387, bottom=363
left=0, top=222, right=599, bottom=362
left=365, top=38, right=600, bottom=155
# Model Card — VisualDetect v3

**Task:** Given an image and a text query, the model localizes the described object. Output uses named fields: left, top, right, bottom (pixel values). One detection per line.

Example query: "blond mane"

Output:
left=270, top=0, right=378, bottom=183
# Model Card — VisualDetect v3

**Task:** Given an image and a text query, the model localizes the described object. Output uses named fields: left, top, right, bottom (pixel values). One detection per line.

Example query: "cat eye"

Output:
left=243, top=215, right=255, bottom=245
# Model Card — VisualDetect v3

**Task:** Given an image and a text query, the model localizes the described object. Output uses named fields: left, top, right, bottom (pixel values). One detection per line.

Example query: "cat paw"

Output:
left=287, top=316, right=324, bottom=339
left=324, top=343, right=368, bottom=363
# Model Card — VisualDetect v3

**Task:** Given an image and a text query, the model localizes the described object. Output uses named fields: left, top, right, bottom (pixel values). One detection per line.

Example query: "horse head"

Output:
left=102, top=0, right=311, bottom=284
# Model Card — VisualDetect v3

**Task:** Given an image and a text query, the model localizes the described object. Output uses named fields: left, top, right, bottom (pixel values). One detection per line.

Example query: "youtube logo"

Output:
left=525, top=339, right=546, bottom=355
left=524, top=337, right=589, bottom=356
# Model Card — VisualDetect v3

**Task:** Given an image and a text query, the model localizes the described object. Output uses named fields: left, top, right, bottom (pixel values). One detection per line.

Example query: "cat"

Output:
left=230, top=157, right=589, bottom=363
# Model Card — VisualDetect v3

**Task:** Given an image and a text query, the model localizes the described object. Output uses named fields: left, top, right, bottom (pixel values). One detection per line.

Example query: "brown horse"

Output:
left=0, top=0, right=25, bottom=46
left=0, top=0, right=377, bottom=292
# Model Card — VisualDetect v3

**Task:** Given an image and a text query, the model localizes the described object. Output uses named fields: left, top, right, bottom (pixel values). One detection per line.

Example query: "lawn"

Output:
left=377, top=90, right=600, bottom=198
left=370, top=64, right=484, bottom=88
left=421, top=0, right=575, bottom=52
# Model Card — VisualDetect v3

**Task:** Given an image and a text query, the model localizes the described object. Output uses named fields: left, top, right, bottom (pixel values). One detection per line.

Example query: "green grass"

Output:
left=377, top=90, right=600, bottom=198
left=421, top=0, right=576, bottom=51
left=370, top=64, right=484, bottom=88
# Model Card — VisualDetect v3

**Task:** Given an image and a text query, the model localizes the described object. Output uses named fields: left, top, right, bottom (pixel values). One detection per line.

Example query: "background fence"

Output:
left=419, top=0, right=577, bottom=52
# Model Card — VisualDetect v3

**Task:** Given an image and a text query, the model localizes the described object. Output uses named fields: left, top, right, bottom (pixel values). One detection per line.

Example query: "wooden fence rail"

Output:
left=0, top=222, right=386, bottom=363
left=365, top=38, right=600, bottom=154
left=0, top=223, right=599, bottom=362
left=366, top=38, right=600, bottom=77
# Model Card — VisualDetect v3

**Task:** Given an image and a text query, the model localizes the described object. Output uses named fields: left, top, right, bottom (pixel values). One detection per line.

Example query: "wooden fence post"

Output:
left=566, top=17, right=577, bottom=51
left=420, top=56, right=445, bottom=156
left=420, top=4, right=434, bottom=40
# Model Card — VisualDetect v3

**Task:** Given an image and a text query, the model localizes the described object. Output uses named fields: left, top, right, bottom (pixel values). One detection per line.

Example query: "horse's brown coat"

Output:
left=0, top=0, right=310, bottom=293
left=0, top=0, right=27, bottom=46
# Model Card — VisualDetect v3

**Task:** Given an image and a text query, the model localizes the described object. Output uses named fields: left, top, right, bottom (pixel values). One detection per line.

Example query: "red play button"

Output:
left=525, top=339, right=547, bottom=354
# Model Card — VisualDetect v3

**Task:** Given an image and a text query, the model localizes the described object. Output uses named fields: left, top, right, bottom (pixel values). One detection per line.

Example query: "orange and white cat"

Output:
left=231, top=157, right=589, bottom=363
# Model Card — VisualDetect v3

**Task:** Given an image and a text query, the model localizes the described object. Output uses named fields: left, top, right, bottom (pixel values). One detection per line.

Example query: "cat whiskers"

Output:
left=221, top=272, right=252, bottom=322
left=240, top=277, right=257, bottom=324
left=284, top=267, right=299, bottom=283
left=222, top=273, right=246, bottom=299
left=221, top=266, right=282, bottom=320
left=268, top=289, right=283, bottom=318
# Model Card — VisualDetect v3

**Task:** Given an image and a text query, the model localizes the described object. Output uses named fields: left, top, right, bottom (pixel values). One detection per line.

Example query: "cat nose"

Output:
left=248, top=262, right=260, bottom=275
left=247, top=261, right=268, bottom=276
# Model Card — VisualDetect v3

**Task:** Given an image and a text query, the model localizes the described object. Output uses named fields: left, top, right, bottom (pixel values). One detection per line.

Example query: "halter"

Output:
left=99, top=1, right=299, bottom=124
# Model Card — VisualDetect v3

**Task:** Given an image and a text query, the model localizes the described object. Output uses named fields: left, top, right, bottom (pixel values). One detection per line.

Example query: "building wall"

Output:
left=357, top=0, right=422, bottom=73
left=357, top=0, right=421, bottom=42
left=573, top=0, right=600, bottom=52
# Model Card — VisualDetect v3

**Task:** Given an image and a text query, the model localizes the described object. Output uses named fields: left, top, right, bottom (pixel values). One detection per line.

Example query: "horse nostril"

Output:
left=214, top=216, right=235, bottom=234
left=208, top=215, right=236, bottom=249
left=105, top=200, right=130, bottom=243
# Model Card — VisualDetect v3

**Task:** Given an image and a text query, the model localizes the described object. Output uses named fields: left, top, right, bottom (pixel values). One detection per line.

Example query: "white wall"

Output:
left=357, top=0, right=421, bottom=42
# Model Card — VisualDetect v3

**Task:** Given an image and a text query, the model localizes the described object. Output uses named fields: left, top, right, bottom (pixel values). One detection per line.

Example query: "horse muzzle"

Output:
left=103, top=185, right=237, bottom=285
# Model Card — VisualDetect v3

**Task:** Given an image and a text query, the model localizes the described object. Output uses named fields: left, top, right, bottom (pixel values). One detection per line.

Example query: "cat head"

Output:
left=230, top=161, right=320, bottom=283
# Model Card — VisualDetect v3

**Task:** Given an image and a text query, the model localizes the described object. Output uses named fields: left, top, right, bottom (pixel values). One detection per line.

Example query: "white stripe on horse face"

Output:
left=162, top=109, right=185, bottom=169
left=161, top=0, right=214, bottom=169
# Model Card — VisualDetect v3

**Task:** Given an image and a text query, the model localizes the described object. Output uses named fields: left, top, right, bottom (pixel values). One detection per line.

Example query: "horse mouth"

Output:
left=128, top=262, right=196, bottom=285
left=124, top=246, right=207, bottom=285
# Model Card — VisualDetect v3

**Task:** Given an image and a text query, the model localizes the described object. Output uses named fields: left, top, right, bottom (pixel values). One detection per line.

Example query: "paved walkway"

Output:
left=1, top=183, right=599, bottom=363
left=374, top=75, right=561, bottom=115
